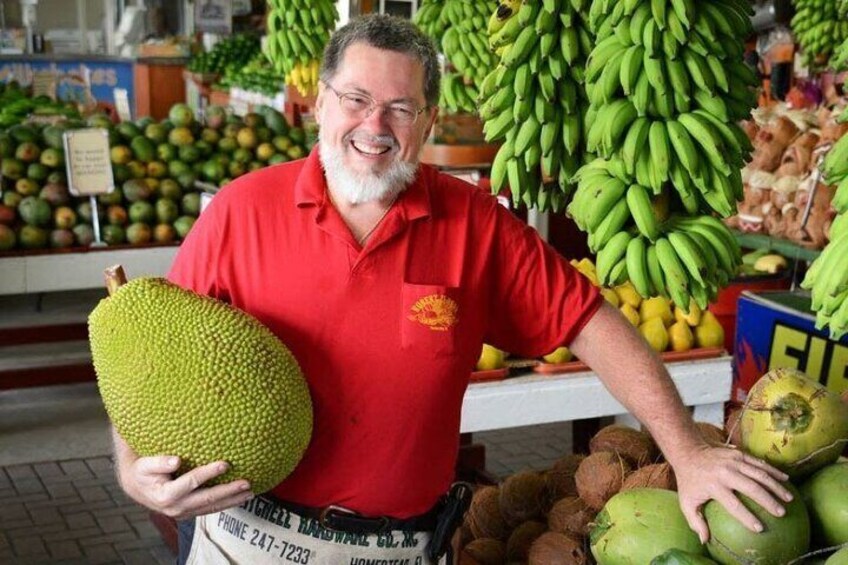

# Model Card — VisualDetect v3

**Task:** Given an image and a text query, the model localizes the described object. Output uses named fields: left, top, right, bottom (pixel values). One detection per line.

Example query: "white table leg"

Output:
left=614, top=412, right=641, bottom=429
left=692, top=402, right=725, bottom=427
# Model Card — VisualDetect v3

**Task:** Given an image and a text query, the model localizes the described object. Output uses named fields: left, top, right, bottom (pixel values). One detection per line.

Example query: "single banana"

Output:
left=627, top=183, right=661, bottom=241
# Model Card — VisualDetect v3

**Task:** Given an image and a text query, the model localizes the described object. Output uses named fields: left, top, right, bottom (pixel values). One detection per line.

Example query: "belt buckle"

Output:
left=318, top=505, right=390, bottom=533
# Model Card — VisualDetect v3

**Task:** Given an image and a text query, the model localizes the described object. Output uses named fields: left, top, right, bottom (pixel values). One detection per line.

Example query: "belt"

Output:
left=265, top=495, right=443, bottom=535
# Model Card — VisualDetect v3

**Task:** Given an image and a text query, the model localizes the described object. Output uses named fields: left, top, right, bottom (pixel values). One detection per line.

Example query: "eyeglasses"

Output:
left=323, top=82, right=428, bottom=127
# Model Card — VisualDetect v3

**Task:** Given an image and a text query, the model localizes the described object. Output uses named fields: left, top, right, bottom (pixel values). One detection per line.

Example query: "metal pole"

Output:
left=89, top=194, right=106, bottom=247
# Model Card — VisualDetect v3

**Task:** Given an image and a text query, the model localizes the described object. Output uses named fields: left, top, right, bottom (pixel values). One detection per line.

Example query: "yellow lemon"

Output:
left=614, top=281, right=642, bottom=308
left=542, top=346, right=573, bottom=364
left=601, top=287, right=620, bottom=307
left=639, top=317, right=669, bottom=352
left=620, top=303, right=641, bottom=326
left=694, top=311, right=725, bottom=349
left=476, top=344, right=506, bottom=371
left=639, top=296, right=673, bottom=327
left=668, top=320, right=695, bottom=352
left=674, top=301, right=702, bottom=327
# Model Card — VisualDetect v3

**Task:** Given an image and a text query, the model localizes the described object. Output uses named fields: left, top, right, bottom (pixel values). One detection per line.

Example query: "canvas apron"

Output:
left=185, top=495, right=440, bottom=565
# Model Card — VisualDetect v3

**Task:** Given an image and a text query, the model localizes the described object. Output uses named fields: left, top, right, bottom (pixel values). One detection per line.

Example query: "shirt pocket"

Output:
left=401, top=282, right=461, bottom=356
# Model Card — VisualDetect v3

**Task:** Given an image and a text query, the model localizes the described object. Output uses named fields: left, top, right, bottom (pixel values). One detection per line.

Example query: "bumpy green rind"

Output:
left=89, top=277, right=313, bottom=494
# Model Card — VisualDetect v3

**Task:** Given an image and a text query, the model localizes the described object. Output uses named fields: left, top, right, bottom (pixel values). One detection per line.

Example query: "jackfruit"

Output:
left=88, top=277, right=312, bottom=494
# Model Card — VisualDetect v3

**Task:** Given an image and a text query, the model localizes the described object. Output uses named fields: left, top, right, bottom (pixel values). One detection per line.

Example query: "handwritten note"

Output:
left=63, top=129, right=115, bottom=196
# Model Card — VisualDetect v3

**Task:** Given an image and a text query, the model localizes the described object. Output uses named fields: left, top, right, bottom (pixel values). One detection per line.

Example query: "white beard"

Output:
left=319, top=136, right=417, bottom=204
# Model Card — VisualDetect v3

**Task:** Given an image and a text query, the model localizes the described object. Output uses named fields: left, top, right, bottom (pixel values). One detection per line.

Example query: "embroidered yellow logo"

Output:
left=408, top=294, right=459, bottom=331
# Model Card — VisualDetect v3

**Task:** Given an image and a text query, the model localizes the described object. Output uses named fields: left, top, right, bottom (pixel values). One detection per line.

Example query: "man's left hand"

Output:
left=672, top=444, right=795, bottom=543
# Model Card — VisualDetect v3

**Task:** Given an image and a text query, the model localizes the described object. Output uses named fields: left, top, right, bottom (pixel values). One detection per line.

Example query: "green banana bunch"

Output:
left=264, top=0, right=338, bottom=96
left=802, top=105, right=848, bottom=339
left=802, top=231, right=848, bottom=339
left=791, top=0, right=848, bottom=68
left=572, top=0, right=755, bottom=306
left=413, top=0, right=450, bottom=45
left=439, top=0, right=498, bottom=93
left=482, top=0, right=593, bottom=213
left=439, top=72, right=479, bottom=114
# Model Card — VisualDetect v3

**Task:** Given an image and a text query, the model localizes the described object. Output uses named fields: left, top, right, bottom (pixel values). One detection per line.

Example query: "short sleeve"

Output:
left=166, top=194, right=231, bottom=303
left=485, top=205, right=602, bottom=357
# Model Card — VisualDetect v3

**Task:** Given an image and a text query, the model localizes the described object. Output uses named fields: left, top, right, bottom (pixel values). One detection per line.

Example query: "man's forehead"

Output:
left=334, top=45, right=426, bottom=100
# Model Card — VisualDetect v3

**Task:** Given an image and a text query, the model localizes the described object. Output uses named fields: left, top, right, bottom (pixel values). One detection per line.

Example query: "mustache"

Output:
left=343, top=132, right=398, bottom=149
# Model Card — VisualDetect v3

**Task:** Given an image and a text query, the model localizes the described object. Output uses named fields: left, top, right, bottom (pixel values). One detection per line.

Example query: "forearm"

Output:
left=569, top=302, right=706, bottom=465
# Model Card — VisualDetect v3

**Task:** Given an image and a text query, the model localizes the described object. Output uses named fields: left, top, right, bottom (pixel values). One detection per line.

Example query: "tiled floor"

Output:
left=0, top=384, right=573, bottom=564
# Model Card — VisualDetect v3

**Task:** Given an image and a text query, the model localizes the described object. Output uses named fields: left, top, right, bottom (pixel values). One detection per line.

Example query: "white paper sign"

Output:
left=63, top=129, right=115, bottom=196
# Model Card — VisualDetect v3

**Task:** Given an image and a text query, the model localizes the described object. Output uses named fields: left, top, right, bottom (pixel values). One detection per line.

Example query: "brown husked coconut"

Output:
left=546, top=454, right=585, bottom=504
left=465, top=486, right=509, bottom=541
left=547, top=496, right=595, bottom=538
left=574, top=451, right=632, bottom=511
left=725, top=406, right=743, bottom=446
left=621, top=462, right=677, bottom=491
left=462, top=538, right=505, bottom=565
left=696, top=421, right=727, bottom=446
left=589, top=424, right=659, bottom=467
left=498, top=470, right=547, bottom=526
left=528, top=532, right=587, bottom=565
left=506, top=520, right=548, bottom=563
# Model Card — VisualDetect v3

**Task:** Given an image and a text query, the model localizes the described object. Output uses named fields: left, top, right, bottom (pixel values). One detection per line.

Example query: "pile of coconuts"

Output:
left=459, top=368, right=848, bottom=565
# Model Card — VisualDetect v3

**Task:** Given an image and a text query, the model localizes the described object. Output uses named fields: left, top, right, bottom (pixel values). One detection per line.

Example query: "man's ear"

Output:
left=314, top=83, right=326, bottom=123
left=421, top=106, right=439, bottom=144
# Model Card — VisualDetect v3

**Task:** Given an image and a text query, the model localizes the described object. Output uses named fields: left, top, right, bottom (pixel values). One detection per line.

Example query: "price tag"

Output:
left=63, top=129, right=115, bottom=197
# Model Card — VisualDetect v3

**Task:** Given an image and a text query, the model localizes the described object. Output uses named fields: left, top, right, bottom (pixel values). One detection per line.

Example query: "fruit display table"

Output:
left=0, top=245, right=178, bottom=295
left=461, top=355, right=731, bottom=432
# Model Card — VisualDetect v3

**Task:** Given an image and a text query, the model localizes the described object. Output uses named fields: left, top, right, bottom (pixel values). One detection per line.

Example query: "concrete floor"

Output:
left=0, top=381, right=573, bottom=564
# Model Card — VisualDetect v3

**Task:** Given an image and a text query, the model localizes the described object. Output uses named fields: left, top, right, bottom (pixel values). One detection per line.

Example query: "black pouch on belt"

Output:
left=426, top=482, right=473, bottom=562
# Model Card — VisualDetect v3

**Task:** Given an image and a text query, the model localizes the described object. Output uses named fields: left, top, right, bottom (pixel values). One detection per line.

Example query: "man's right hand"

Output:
left=112, top=428, right=254, bottom=520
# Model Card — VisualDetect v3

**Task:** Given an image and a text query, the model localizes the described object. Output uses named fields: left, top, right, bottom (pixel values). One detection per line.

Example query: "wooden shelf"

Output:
left=421, top=142, right=500, bottom=169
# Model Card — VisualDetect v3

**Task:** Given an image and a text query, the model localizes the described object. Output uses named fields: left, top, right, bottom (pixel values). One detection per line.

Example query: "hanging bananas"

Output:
left=569, top=0, right=755, bottom=309
left=432, top=0, right=499, bottom=114
left=802, top=38, right=848, bottom=339
left=481, top=0, right=594, bottom=213
left=264, top=0, right=338, bottom=97
left=413, top=0, right=450, bottom=45
left=791, top=0, right=848, bottom=68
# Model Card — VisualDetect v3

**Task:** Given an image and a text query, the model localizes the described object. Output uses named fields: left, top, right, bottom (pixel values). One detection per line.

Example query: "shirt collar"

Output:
left=294, top=145, right=431, bottom=221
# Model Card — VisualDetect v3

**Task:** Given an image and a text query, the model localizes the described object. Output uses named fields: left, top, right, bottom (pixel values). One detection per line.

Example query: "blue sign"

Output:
left=0, top=58, right=134, bottom=109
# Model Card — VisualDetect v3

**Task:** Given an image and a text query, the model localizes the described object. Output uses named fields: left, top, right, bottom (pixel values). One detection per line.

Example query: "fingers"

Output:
left=168, top=461, right=234, bottom=499
left=727, top=473, right=786, bottom=519
left=681, top=503, right=710, bottom=545
left=179, top=481, right=255, bottom=518
left=135, top=455, right=181, bottom=477
left=740, top=453, right=790, bottom=482
left=714, top=490, right=763, bottom=534
left=737, top=460, right=794, bottom=504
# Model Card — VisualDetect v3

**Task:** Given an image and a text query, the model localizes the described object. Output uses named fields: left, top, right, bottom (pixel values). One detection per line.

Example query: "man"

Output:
left=112, top=14, right=792, bottom=564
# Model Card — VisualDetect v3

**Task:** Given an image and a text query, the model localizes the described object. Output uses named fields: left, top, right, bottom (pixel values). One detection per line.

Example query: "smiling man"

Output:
left=110, top=14, right=792, bottom=565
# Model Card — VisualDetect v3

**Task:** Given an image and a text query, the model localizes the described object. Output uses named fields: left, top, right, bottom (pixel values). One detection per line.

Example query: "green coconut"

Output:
left=651, top=548, right=719, bottom=565
left=799, top=462, right=848, bottom=546
left=704, top=482, right=810, bottom=565
left=589, top=488, right=706, bottom=565
left=826, top=547, right=848, bottom=565
left=739, top=368, right=848, bottom=479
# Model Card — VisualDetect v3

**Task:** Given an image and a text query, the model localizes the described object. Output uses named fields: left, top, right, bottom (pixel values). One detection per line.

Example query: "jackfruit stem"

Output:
left=104, top=265, right=128, bottom=296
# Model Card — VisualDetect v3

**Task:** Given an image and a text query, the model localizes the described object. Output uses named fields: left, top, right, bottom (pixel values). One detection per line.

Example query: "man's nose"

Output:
left=360, top=105, right=392, bottom=131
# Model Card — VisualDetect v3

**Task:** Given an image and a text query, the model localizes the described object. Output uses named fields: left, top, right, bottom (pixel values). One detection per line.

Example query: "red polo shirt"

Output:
left=168, top=147, right=601, bottom=518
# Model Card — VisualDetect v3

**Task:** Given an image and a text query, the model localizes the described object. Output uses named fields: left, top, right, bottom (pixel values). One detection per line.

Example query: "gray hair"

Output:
left=320, top=14, right=441, bottom=108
